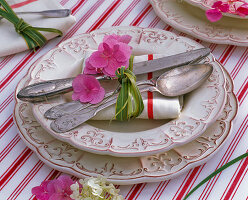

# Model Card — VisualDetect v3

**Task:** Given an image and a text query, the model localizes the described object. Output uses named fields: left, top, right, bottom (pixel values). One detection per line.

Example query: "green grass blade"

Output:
left=184, top=152, right=248, bottom=200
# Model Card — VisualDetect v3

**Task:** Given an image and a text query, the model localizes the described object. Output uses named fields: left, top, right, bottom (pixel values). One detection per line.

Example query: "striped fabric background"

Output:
left=0, top=0, right=248, bottom=199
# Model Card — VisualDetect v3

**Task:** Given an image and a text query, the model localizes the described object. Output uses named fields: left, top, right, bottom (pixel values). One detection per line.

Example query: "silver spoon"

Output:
left=0, top=9, right=71, bottom=20
left=50, top=64, right=213, bottom=133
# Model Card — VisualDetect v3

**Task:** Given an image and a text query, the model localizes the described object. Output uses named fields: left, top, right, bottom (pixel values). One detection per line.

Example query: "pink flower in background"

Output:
left=206, top=1, right=229, bottom=22
left=32, top=175, right=74, bottom=200
left=72, top=74, right=105, bottom=104
left=212, top=1, right=229, bottom=12
left=206, top=0, right=248, bottom=22
left=236, top=3, right=248, bottom=16
left=206, top=8, right=223, bottom=22
left=84, top=34, right=132, bottom=77
left=32, top=181, right=50, bottom=200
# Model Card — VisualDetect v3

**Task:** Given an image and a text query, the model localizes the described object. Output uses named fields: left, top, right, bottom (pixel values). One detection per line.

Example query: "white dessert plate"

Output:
left=150, top=0, right=248, bottom=46
left=14, top=66, right=237, bottom=185
left=27, top=27, right=226, bottom=157
left=184, top=0, right=248, bottom=19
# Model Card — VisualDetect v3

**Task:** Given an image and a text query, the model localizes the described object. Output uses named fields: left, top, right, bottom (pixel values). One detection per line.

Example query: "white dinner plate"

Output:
left=27, top=27, right=226, bottom=157
left=150, top=0, right=248, bottom=46
left=14, top=65, right=237, bottom=185
left=184, top=0, right=248, bottom=19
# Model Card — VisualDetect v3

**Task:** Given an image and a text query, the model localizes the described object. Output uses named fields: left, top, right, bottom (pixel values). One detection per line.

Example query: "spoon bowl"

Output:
left=155, top=64, right=213, bottom=96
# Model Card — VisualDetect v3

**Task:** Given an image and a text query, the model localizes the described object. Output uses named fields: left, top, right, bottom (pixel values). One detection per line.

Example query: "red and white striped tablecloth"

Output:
left=1, top=0, right=248, bottom=199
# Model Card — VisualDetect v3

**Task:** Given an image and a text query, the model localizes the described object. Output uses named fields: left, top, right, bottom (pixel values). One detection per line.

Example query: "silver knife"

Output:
left=17, top=47, right=210, bottom=102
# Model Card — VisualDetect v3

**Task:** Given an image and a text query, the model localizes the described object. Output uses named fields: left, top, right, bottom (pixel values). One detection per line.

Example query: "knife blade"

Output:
left=17, top=47, right=210, bottom=102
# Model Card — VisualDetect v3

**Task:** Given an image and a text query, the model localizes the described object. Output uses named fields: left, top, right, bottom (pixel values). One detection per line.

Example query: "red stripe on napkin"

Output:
left=11, top=0, right=38, bottom=9
left=147, top=54, right=153, bottom=119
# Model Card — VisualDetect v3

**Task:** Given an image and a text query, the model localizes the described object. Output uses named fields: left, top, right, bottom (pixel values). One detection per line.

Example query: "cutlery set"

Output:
left=17, top=48, right=213, bottom=133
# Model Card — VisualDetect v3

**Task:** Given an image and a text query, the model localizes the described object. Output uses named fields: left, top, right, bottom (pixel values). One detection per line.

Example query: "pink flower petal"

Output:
left=102, top=58, right=128, bottom=77
left=103, top=34, right=117, bottom=42
left=57, top=175, right=74, bottom=190
left=79, top=92, right=93, bottom=103
left=212, top=1, right=222, bottom=8
left=118, top=35, right=132, bottom=44
left=113, top=43, right=132, bottom=62
left=206, top=8, right=223, bottom=22
left=89, top=51, right=108, bottom=69
left=72, top=92, right=81, bottom=101
left=49, top=193, right=71, bottom=200
left=102, top=42, right=113, bottom=57
left=212, top=1, right=229, bottom=12
left=72, top=74, right=105, bottom=104
left=219, top=3, right=229, bottom=12
left=83, top=75, right=101, bottom=90
left=47, top=180, right=60, bottom=194
left=72, top=74, right=85, bottom=92
left=84, top=59, right=98, bottom=75
left=236, top=4, right=248, bottom=17
left=89, top=87, right=105, bottom=104
left=102, top=36, right=119, bottom=49
left=104, top=34, right=132, bottom=44
left=32, top=181, right=50, bottom=200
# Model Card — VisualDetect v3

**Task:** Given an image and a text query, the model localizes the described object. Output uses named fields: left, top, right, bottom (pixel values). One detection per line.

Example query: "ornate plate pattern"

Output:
left=14, top=64, right=237, bottom=185
left=184, top=0, right=248, bottom=19
left=150, top=0, right=248, bottom=46
left=28, top=27, right=226, bottom=157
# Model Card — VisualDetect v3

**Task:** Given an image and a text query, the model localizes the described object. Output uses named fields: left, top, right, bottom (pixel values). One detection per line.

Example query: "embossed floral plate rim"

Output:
left=183, top=0, right=248, bottom=19
left=27, top=27, right=226, bottom=157
left=13, top=65, right=238, bottom=184
left=150, top=0, right=248, bottom=46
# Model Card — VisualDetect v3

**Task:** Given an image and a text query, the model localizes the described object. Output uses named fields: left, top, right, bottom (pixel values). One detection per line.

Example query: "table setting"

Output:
left=1, top=0, right=248, bottom=200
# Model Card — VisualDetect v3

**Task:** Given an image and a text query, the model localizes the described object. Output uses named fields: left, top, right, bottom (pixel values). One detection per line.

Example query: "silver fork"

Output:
left=0, top=9, right=71, bottom=20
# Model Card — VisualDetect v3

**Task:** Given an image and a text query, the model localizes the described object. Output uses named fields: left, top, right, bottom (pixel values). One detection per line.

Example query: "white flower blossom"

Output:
left=70, top=176, right=124, bottom=200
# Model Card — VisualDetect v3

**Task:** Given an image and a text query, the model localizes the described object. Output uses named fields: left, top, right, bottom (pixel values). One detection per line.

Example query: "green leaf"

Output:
left=183, top=152, right=248, bottom=200
left=114, top=56, right=144, bottom=121
left=0, top=0, right=63, bottom=50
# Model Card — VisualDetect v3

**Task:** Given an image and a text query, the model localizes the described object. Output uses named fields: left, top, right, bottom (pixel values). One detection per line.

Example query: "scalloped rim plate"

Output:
left=14, top=61, right=237, bottom=185
left=27, top=27, right=226, bottom=157
left=150, top=0, right=248, bottom=46
left=29, top=27, right=226, bottom=157
left=184, top=0, right=248, bottom=19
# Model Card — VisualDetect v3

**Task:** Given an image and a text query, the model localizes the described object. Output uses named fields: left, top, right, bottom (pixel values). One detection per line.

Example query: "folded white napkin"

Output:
left=0, top=0, right=76, bottom=57
left=81, top=51, right=183, bottom=120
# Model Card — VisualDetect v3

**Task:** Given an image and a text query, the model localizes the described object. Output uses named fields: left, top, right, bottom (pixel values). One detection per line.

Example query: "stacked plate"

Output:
left=13, top=27, right=238, bottom=185
left=150, top=0, right=248, bottom=46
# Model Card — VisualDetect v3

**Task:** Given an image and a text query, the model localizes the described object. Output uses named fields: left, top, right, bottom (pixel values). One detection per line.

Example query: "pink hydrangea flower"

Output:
left=84, top=34, right=132, bottom=77
left=206, top=8, right=223, bottom=22
left=72, top=74, right=105, bottom=104
left=32, top=175, right=74, bottom=200
left=206, top=1, right=229, bottom=22
left=206, top=0, right=248, bottom=22
left=236, top=3, right=248, bottom=16
left=212, top=1, right=229, bottom=12
left=32, top=180, right=50, bottom=200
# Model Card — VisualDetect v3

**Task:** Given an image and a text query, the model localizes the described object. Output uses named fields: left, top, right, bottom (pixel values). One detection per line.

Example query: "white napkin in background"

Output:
left=0, top=0, right=76, bottom=57
left=81, top=51, right=183, bottom=120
